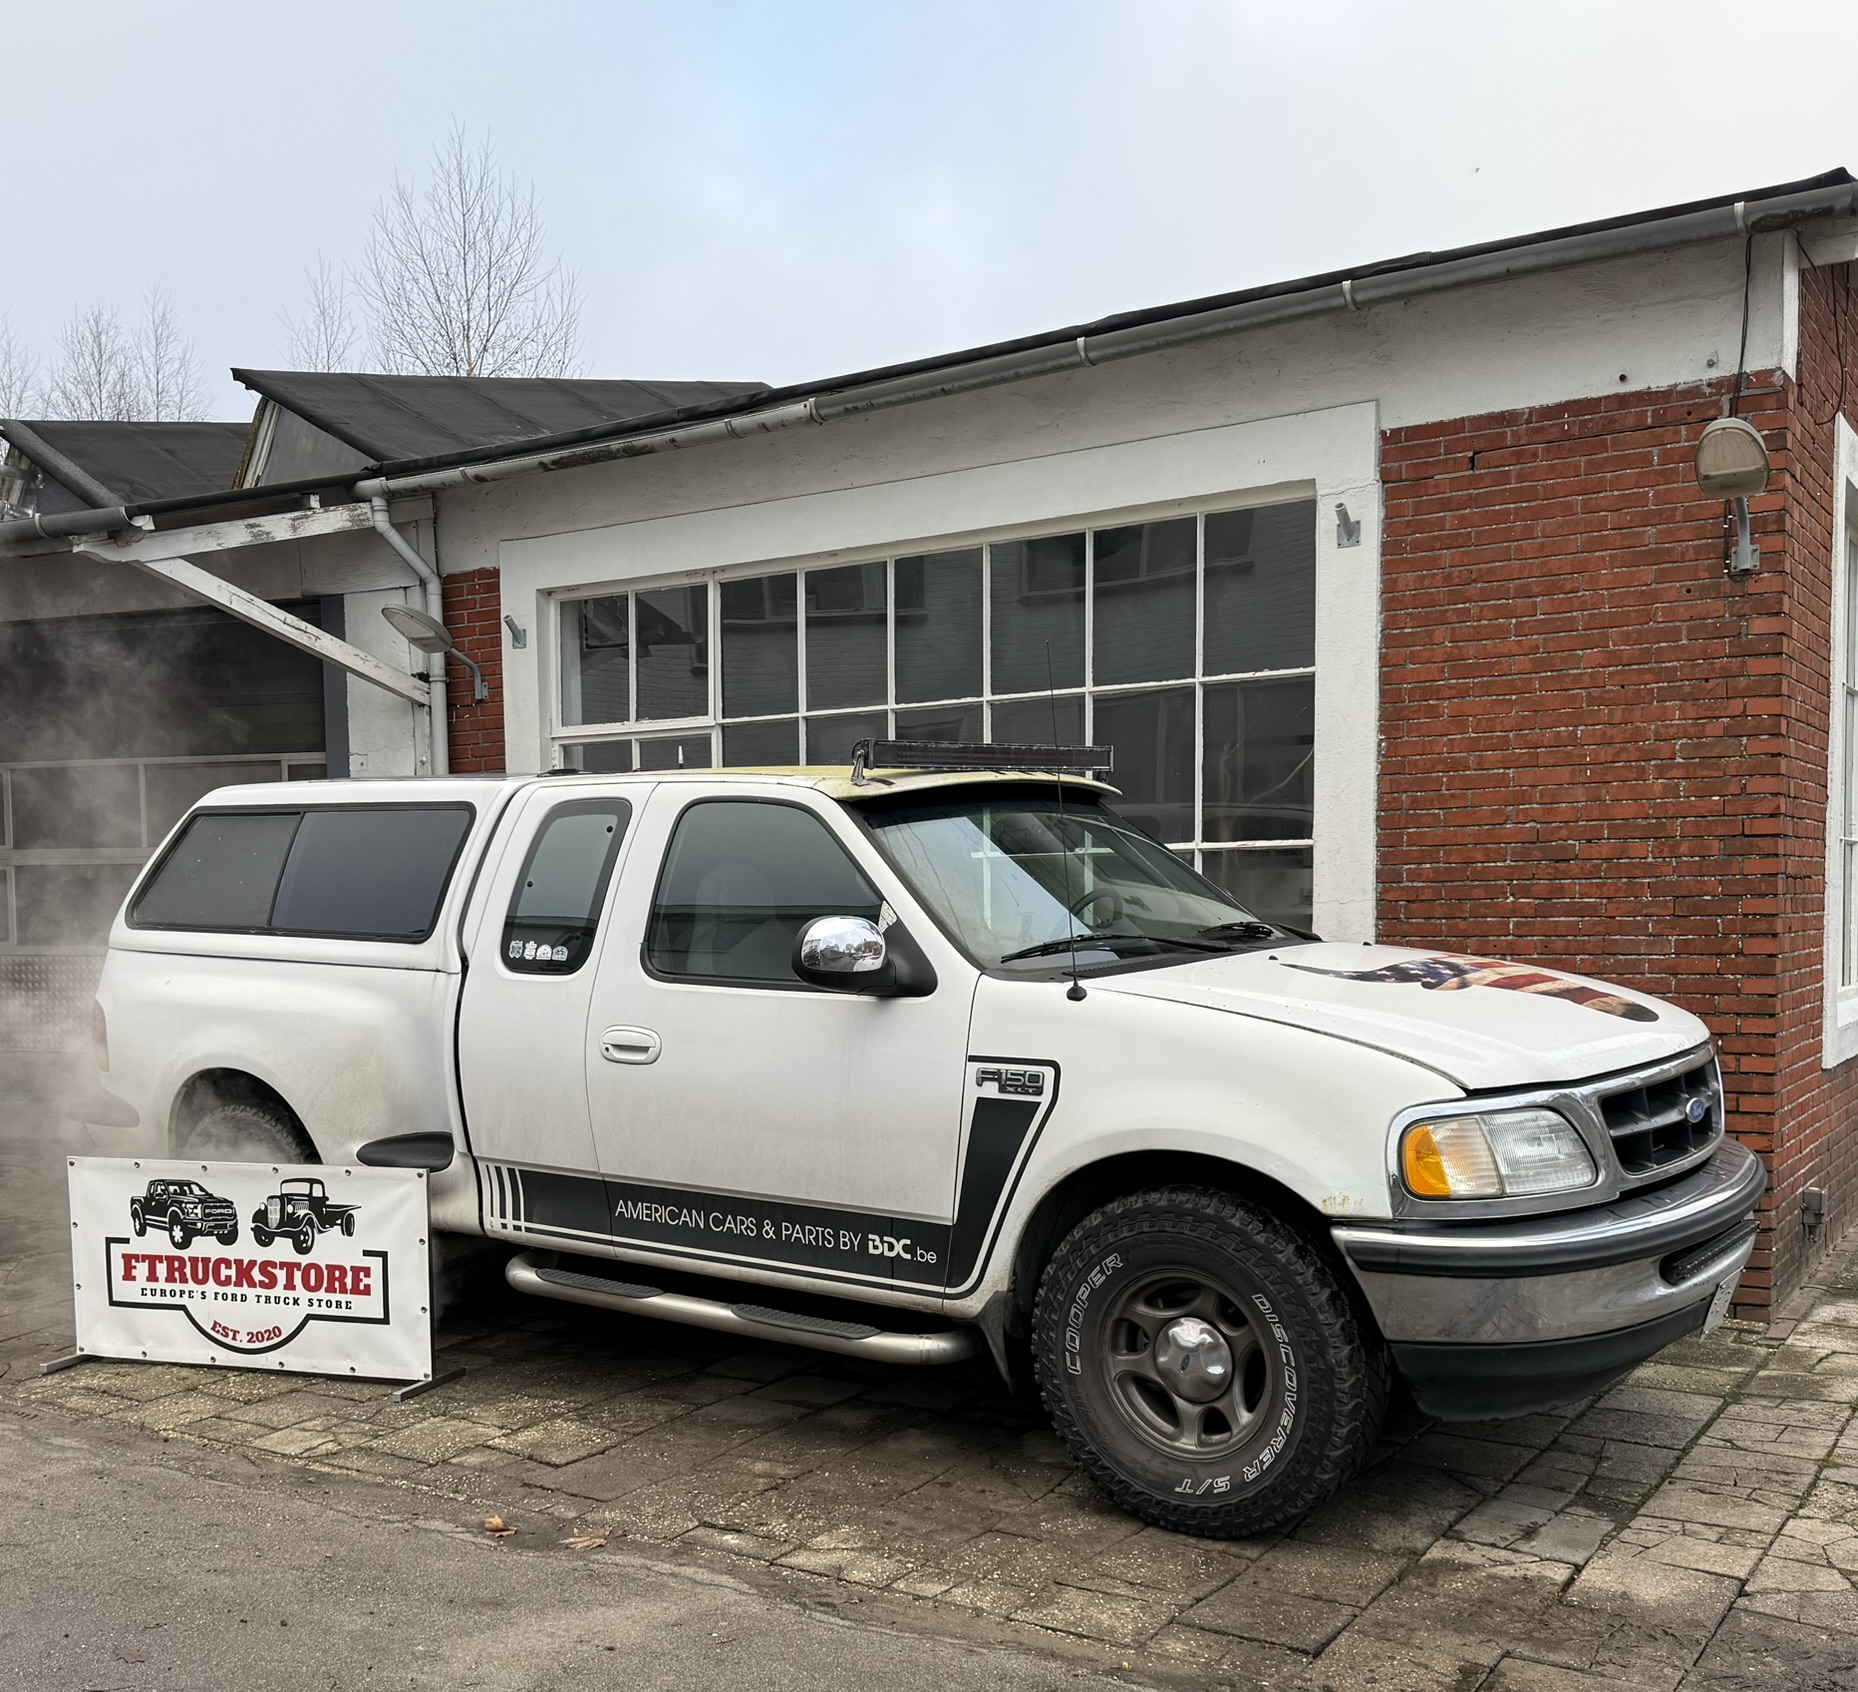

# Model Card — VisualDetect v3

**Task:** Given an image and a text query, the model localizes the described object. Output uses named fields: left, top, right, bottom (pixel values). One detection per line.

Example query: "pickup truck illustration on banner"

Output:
left=128, top=1179, right=239, bottom=1250
left=251, top=1177, right=360, bottom=1254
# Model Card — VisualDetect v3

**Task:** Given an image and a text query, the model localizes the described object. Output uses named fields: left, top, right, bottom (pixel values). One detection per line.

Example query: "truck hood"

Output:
left=1099, top=943, right=1708, bottom=1091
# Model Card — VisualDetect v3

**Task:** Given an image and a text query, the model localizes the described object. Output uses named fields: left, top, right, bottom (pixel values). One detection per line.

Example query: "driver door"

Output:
left=581, top=784, right=975, bottom=1291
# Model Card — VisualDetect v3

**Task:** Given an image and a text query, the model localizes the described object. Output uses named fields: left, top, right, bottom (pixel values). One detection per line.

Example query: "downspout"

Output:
left=369, top=496, right=449, bottom=777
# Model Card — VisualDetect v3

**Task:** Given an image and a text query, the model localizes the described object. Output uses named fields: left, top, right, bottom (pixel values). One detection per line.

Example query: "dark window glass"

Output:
left=637, top=735, right=713, bottom=771
left=1092, top=518, right=1195, bottom=685
left=722, top=718, right=799, bottom=766
left=895, top=549, right=982, bottom=703
left=990, top=694, right=1083, bottom=747
left=286, top=763, right=327, bottom=781
left=647, top=801, right=881, bottom=983
left=805, top=564, right=887, bottom=709
left=1203, top=677, right=1314, bottom=842
left=805, top=711, right=887, bottom=764
left=1093, top=687, right=1195, bottom=842
left=563, top=741, right=633, bottom=773
left=560, top=595, right=630, bottom=726
left=131, top=811, right=300, bottom=930
left=1200, top=847, right=1312, bottom=930
left=895, top=703, right=984, bottom=744
left=990, top=534, right=1084, bottom=694
left=19, top=862, right=146, bottom=946
left=1204, top=501, right=1316, bottom=675
left=269, top=807, right=474, bottom=939
left=502, top=800, right=631, bottom=974
left=636, top=585, right=709, bottom=720
left=721, top=573, right=797, bottom=718
left=11, top=763, right=143, bottom=849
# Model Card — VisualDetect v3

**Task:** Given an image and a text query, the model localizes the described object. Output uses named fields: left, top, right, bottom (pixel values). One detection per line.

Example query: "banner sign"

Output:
left=68, top=1157, right=432, bottom=1383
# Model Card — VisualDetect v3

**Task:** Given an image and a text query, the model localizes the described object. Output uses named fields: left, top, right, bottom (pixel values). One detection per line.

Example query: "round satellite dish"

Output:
left=1695, top=416, right=1770, bottom=500
left=381, top=602, right=455, bottom=655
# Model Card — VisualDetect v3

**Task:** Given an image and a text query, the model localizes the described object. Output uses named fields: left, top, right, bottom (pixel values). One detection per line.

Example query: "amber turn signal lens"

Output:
left=1401, top=1125, right=1452, bottom=1197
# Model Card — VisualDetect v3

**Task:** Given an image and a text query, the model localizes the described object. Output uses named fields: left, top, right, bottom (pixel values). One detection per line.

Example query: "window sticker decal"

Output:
left=1281, top=954, right=1658, bottom=1022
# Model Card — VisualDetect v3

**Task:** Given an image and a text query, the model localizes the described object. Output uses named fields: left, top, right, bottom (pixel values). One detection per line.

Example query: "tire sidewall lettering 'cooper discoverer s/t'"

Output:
left=1032, top=1186, right=1388, bottom=1537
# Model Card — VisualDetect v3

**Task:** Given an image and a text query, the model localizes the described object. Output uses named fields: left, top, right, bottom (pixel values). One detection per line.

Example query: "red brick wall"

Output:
left=1378, top=375, right=1794, bottom=1316
left=440, top=568, right=505, bottom=773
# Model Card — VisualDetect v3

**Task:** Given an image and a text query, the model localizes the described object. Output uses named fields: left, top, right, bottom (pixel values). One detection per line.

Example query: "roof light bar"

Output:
left=852, top=739, right=1113, bottom=780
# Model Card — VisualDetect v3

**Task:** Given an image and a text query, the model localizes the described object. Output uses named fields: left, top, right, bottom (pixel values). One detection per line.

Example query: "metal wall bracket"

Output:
left=1725, top=497, right=1760, bottom=579
left=1335, top=503, right=1362, bottom=547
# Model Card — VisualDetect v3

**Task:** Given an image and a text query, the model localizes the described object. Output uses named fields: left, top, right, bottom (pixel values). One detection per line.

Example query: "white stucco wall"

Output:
left=419, top=233, right=1788, bottom=941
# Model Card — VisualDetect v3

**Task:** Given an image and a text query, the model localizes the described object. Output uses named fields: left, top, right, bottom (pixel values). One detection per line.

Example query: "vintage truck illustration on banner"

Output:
left=251, top=1177, right=360, bottom=1254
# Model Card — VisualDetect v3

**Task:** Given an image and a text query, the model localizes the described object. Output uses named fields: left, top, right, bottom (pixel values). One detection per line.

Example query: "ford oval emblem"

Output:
left=1685, top=1096, right=1708, bottom=1124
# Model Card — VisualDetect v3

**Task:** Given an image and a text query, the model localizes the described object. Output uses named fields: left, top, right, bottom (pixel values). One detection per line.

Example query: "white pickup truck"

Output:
left=90, top=746, right=1763, bottom=1537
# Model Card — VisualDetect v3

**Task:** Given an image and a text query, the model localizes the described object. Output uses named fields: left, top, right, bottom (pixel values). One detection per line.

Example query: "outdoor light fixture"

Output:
left=1695, top=415, right=1771, bottom=580
left=381, top=603, right=488, bottom=701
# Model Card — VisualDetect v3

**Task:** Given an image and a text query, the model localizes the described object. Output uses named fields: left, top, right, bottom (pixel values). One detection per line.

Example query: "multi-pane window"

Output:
left=554, top=498, right=1315, bottom=926
left=1841, top=531, right=1858, bottom=990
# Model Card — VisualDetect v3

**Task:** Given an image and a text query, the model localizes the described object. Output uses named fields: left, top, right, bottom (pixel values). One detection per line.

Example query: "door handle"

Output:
left=599, top=1026, right=661, bottom=1065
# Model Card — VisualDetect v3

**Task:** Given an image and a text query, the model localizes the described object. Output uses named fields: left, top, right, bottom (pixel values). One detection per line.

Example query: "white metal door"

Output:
left=581, top=783, right=975, bottom=1292
left=457, top=783, right=646, bottom=1249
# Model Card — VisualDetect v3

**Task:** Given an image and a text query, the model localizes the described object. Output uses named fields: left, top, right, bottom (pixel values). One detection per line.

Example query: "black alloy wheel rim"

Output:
left=1099, top=1268, right=1283, bottom=1461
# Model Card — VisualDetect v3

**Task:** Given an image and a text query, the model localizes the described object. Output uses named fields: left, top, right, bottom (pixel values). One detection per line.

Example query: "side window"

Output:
left=647, top=800, right=881, bottom=984
left=130, top=812, right=301, bottom=930
left=501, top=799, right=632, bottom=974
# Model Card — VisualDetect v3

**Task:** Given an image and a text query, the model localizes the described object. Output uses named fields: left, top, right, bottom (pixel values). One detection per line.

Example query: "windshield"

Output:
left=863, top=789, right=1289, bottom=973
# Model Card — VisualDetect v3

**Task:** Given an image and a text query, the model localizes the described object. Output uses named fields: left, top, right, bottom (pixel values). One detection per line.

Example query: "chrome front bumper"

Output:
left=1331, top=1140, right=1764, bottom=1419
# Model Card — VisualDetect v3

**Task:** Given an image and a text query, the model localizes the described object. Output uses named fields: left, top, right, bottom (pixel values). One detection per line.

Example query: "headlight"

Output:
left=1401, top=1108, right=1597, bottom=1199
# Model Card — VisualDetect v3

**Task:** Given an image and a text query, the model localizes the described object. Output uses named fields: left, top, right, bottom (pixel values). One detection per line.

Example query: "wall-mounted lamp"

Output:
left=382, top=602, right=489, bottom=702
left=1695, top=416, right=1770, bottom=580
left=1335, top=502, right=1361, bottom=548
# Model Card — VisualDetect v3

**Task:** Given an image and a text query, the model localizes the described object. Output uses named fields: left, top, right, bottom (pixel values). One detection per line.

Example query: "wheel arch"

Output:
left=168, top=1070, right=317, bottom=1161
left=988, top=1150, right=1380, bottom=1390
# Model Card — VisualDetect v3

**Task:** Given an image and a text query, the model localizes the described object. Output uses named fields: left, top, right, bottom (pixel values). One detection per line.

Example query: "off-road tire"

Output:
left=293, top=1224, right=316, bottom=1256
left=1032, top=1185, right=1388, bottom=1539
left=215, top=1227, right=238, bottom=1247
left=129, top=1202, right=146, bottom=1237
left=340, top=1212, right=356, bottom=1237
left=167, top=1217, right=191, bottom=1250
left=252, top=1227, right=274, bottom=1248
left=180, top=1100, right=316, bottom=1165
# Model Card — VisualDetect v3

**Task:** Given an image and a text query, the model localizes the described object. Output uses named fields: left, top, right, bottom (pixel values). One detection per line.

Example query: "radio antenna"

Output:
left=1047, top=643, right=1086, bottom=1002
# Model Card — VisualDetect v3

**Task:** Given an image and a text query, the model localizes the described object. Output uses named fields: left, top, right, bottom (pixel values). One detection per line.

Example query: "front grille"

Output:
left=1599, top=1058, right=1720, bottom=1179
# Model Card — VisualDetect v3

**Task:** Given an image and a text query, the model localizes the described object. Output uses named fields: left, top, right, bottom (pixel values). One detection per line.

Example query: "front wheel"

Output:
left=1032, top=1185, right=1387, bottom=1539
left=167, top=1218, right=192, bottom=1251
left=252, top=1227, right=273, bottom=1248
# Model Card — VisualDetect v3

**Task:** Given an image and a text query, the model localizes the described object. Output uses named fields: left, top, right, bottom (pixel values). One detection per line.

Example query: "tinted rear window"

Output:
left=130, top=805, right=474, bottom=941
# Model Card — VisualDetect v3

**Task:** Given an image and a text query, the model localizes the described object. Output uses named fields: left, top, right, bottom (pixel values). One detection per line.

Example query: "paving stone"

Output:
left=1456, top=1496, right=1556, bottom=1547
left=1484, top=1658, right=1650, bottom=1689
left=777, top=1545, right=912, bottom=1586
left=1514, top=1512, right=1615, bottom=1566
left=1246, top=1541, right=1409, bottom=1608
left=1186, top=1583, right=1357, bottom=1651
left=1565, top=1541, right=1741, bottom=1635
left=1298, top=1628, right=1500, bottom=1691
left=1565, top=1386, right=1723, bottom=1450
left=1084, top=1526, right=1253, bottom=1598
left=1635, top=1481, right=1791, bottom=1535
left=112, top=1390, right=243, bottom=1431
left=1639, top=1533, right=1762, bottom=1581
left=1684, top=1604, right=1858, bottom=1689
left=486, top=1416, right=621, bottom=1466
left=364, top=1414, right=496, bottom=1462
left=1008, top=1581, right=1176, bottom=1644
left=1350, top=1543, right=1574, bottom=1656
left=1405, top=1430, right=1541, bottom=1481
left=1293, top=1460, right=1482, bottom=1554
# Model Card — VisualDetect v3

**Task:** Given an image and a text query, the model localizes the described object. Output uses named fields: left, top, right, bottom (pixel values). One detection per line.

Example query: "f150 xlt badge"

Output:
left=974, top=1066, right=1045, bottom=1097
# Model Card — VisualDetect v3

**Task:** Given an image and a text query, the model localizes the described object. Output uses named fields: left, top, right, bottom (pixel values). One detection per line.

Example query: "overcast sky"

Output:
left=7, top=0, right=1858, bottom=420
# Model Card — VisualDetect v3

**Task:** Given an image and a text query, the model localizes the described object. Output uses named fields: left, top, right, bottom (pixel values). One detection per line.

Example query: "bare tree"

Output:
left=42, top=291, right=206, bottom=421
left=133, top=289, right=205, bottom=421
left=282, top=257, right=357, bottom=371
left=45, top=306, right=139, bottom=420
left=356, top=126, right=582, bottom=378
left=0, top=315, right=37, bottom=416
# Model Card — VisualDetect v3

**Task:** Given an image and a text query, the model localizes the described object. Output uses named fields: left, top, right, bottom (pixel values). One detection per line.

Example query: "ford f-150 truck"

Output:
left=88, top=744, right=1762, bottom=1536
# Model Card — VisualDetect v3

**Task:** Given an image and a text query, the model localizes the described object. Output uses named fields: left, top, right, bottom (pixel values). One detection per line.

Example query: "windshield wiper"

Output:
left=1194, top=921, right=1280, bottom=944
left=997, top=933, right=1228, bottom=964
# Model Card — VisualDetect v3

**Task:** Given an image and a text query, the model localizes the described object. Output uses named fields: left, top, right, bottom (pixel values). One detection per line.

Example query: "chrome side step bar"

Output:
left=504, top=1251, right=980, bottom=1366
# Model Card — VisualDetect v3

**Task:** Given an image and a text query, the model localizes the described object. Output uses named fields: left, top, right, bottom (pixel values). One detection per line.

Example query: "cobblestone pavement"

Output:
left=9, top=1062, right=1858, bottom=1687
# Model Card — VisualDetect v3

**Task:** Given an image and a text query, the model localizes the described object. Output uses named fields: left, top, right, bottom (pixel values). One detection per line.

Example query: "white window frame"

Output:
left=498, top=403, right=1381, bottom=939
left=1824, top=414, right=1858, bottom=1065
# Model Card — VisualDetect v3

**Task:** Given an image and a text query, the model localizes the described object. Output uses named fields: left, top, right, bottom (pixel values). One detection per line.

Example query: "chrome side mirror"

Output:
left=797, top=915, right=887, bottom=975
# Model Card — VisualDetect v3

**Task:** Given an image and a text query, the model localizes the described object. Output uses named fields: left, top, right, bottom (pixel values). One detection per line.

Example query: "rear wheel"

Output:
left=1032, top=1185, right=1387, bottom=1539
left=129, top=1202, right=146, bottom=1237
left=179, top=1099, right=315, bottom=1165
